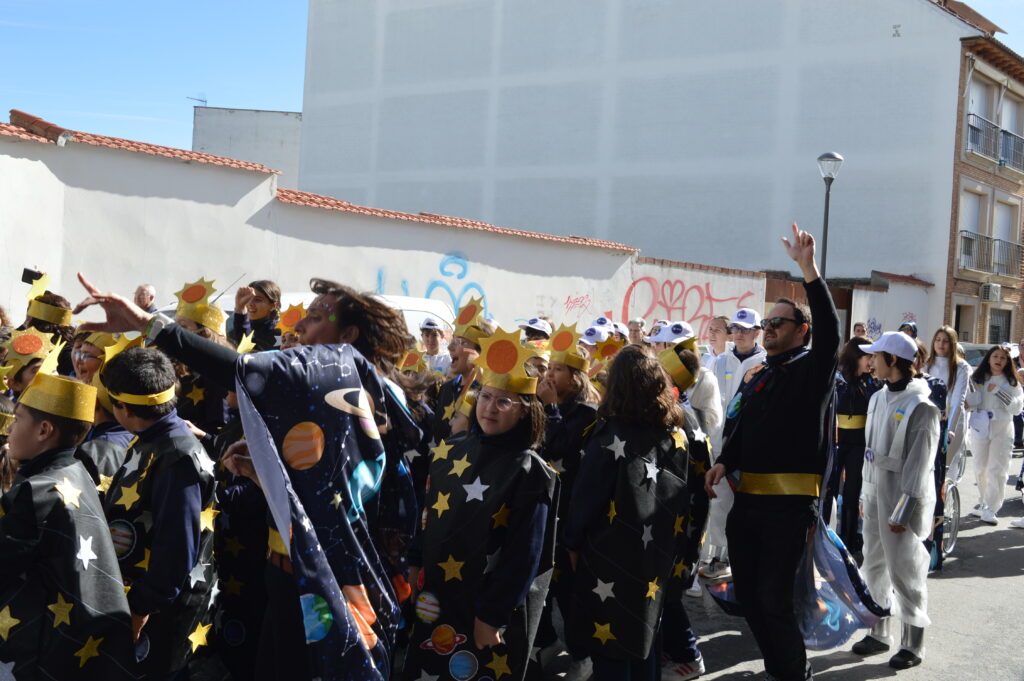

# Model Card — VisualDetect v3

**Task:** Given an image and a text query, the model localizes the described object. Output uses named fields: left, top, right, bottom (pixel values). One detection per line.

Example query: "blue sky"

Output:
left=1, top=1, right=1023, bottom=152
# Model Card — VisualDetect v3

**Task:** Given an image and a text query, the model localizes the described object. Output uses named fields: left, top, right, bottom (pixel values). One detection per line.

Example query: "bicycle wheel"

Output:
left=942, top=485, right=961, bottom=557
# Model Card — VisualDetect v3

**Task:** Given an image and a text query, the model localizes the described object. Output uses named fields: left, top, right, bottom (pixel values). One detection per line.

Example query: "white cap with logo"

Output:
left=862, top=331, right=917, bottom=361
left=580, top=325, right=611, bottom=346
left=729, top=308, right=761, bottom=330
left=420, top=316, right=444, bottom=331
left=518, top=317, right=553, bottom=337
left=644, top=321, right=695, bottom=344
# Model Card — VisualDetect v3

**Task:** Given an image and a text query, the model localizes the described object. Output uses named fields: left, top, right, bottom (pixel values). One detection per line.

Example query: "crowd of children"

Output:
left=1, top=227, right=1022, bottom=681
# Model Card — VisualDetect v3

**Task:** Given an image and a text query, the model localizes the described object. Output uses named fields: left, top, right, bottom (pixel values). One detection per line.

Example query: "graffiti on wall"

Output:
left=376, top=252, right=489, bottom=317
left=867, top=317, right=882, bottom=341
left=563, top=294, right=593, bottom=317
left=900, top=312, right=917, bottom=324
left=620, top=277, right=755, bottom=339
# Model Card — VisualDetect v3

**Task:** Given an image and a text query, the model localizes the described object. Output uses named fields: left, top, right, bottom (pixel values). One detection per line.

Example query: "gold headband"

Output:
left=28, top=299, right=72, bottom=326
left=108, top=385, right=176, bottom=406
left=658, top=346, right=696, bottom=393
left=0, top=412, right=14, bottom=435
left=19, top=373, right=97, bottom=422
left=550, top=348, right=589, bottom=373
left=479, top=370, right=538, bottom=395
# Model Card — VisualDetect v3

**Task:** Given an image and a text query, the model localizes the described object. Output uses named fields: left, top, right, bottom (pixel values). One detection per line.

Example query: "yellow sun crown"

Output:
left=2, top=327, right=55, bottom=376
left=474, top=326, right=537, bottom=394
left=453, top=295, right=489, bottom=345
left=594, top=336, right=625, bottom=362
left=276, top=303, right=306, bottom=334
left=175, top=277, right=217, bottom=308
left=547, top=323, right=589, bottom=373
left=400, top=342, right=427, bottom=373
left=658, top=337, right=700, bottom=393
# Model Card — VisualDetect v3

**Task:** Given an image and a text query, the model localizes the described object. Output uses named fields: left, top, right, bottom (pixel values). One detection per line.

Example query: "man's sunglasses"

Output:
left=760, top=317, right=799, bottom=330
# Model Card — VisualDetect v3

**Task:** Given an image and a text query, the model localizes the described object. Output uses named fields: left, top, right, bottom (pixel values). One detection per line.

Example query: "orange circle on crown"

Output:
left=182, top=284, right=207, bottom=303
left=282, top=307, right=304, bottom=326
left=550, top=331, right=573, bottom=352
left=402, top=351, right=422, bottom=368
left=12, top=335, right=44, bottom=355
left=456, top=304, right=480, bottom=325
left=599, top=345, right=618, bottom=360
left=486, top=340, right=519, bottom=374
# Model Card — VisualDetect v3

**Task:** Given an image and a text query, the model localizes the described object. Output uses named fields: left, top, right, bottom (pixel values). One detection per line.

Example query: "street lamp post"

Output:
left=817, top=151, right=844, bottom=281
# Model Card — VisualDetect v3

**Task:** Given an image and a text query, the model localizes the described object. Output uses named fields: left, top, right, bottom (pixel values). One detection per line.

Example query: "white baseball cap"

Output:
left=518, top=317, right=552, bottom=337
left=580, top=325, right=611, bottom=345
left=612, top=322, right=629, bottom=337
left=862, top=331, right=917, bottom=361
left=420, top=316, right=443, bottom=331
left=644, top=321, right=694, bottom=344
left=729, top=308, right=761, bottom=330
left=592, top=316, right=613, bottom=327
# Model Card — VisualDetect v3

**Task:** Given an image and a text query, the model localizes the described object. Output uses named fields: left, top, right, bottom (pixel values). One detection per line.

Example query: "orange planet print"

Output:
left=419, top=623, right=466, bottom=656
left=282, top=421, right=325, bottom=470
left=12, top=335, right=44, bottom=355
left=182, top=284, right=207, bottom=303
left=486, top=340, right=519, bottom=374
left=343, top=584, right=379, bottom=649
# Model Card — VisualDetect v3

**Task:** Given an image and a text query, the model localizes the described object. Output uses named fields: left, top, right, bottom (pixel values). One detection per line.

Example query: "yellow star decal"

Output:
left=0, top=606, right=20, bottom=641
left=437, top=554, right=464, bottom=581
left=592, top=622, right=616, bottom=645
left=188, top=622, right=212, bottom=652
left=223, top=575, right=243, bottom=596
left=225, top=536, right=245, bottom=557
left=115, top=481, right=140, bottom=510
left=672, top=428, right=687, bottom=450
left=135, top=549, right=151, bottom=571
left=53, top=477, right=83, bottom=508
left=235, top=331, right=257, bottom=354
left=491, top=503, right=510, bottom=528
left=673, top=514, right=684, bottom=536
left=432, top=492, right=450, bottom=517
left=485, top=651, right=511, bottom=679
left=449, top=455, right=472, bottom=478
left=74, top=635, right=103, bottom=668
left=431, top=439, right=453, bottom=461
left=442, top=402, right=456, bottom=420
left=330, top=492, right=343, bottom=509
left=646, top=578, right=660, bottom=600
left=607, top=501, right=617, bottom=524
left=672, top=560, right=686, bottom=578
left=200, top=505, right=219, bottom=532
left=186, top=384, right=205, bottom=405
left=48, top=593, right=74, bottom=628
left=97, top=475, right=113, bottom=493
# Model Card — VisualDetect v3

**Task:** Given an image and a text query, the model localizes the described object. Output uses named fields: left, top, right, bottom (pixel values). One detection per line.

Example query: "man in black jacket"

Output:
left=706, top=223, right=840, bottom=681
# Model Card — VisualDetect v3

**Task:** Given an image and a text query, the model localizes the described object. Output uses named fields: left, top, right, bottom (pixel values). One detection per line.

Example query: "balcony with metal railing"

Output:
left=958, top=229, right=1024, bottom=278
left=966, top=113, right=1024, bottom=174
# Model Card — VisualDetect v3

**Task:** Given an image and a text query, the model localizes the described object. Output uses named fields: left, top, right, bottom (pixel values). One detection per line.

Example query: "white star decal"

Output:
left=484, top=549, right=502, bottom=574
left=189, top=562, right=208, bottom=588
left=549, top=458, right=566, bottom=474
left=593, top=579, right=615, bottom=602
left=77, top=535, right=98, bottom=570
left=209, top=579, right=221, bottom=605
left=641, top=524, right=653, bottom=548
left=463, top=477, right=490, bottom=502
left=530, top=646, right=541, bottom=662
left=120, top=452, right=143, bottom=478
left=198, top=450, right=216, bottom=476
left=138, top=511, right=154, bottom=532
left=415, top=672, right=439, bottom=681
left=605, top=436, right=627, bottom=460
left=644, top=460, right=659, bottom=482
left=0, top=660, right=15, bottom=681
left=404, top=448, right=420, bottom=462
left=302, top=516, right=313, bottom=532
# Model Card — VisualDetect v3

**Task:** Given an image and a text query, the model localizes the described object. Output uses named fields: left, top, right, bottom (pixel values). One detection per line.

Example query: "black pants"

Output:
left=661, top=596, right=700, bottom=663
left=727, top=498, right=814, bottom=681
left=256, top=561, right=312, bottom=681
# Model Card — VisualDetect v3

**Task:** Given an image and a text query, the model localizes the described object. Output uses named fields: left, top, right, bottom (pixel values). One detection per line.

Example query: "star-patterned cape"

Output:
left=403, top=428, right=558, bottom=681
left=565, top=419, right=692, bottom=660
left=0, top=448, right=137, bottom=679
left=236, top=344, right=408, bottom=681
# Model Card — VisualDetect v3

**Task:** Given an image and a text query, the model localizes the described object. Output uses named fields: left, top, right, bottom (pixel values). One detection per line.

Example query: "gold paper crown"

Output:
left=28, top=298, right=72, bottom=326
left=2, top=328, right=55, bottom=377
left=593, top=337, right=625, bottom=363
left=525, top=339, right=551, bottom=361
left=474, top=327, right=537, bottom=394
left=177, top=303, right=227, bottom=336
left=548, top=323, right=589, bottom=372
left=454, top=367, right=480, bottom=417
left=175, top=277, right=217, bottom=307
left=453, top=296, right=490, bottom=345
left=20, top=372, right=97, bottom=422
left=658, top=337, right=700, bottom=393
left=26, top=272, right=50, bottom=300
left=399, top=343, right=427, bottom=373
left=276, top=303, right=306, bottom=334
left=83, top=332, right=118, bottom=351
left=95, top=335, right=148, bottom=412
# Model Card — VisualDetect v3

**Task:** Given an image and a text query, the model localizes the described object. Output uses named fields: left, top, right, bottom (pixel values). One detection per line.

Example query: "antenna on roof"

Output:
left=186, top=93, right=208, bottom=107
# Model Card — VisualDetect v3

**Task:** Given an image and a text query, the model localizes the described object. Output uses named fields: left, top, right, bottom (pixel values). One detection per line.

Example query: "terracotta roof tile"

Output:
left=2, top=110, right=278, bottom=174
left=276, top=188, right=638, bottom=253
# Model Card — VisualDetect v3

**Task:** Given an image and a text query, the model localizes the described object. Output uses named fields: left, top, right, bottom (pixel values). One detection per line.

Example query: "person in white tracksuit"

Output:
left=964, top=344, right=1024, bottom=525
left=701, top=308, right=767, bottom=580
left=700, top=316, right=732, bottom=371
left=852, top=332, right=939, bottom=670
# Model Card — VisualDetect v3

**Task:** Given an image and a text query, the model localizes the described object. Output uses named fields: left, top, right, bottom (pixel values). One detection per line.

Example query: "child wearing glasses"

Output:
left=405, top=343, right=558, bottom=681
left=564, top=344, right=692, bottom=681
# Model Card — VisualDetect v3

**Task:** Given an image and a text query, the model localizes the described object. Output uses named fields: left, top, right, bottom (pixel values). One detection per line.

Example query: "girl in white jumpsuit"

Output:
left=964, top=345, right=1024, bottom=525
left=853, top=332, right=939, bottom=669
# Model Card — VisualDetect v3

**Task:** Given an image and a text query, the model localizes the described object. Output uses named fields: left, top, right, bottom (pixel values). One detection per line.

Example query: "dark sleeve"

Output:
left=717, top=421, right=741, bottom=474
left=562, top=437, right=619, bottom=551
left=127, top=457, right=202, bottom=616
left=0, top=482, right=42, bottom=582
left=804, top=277, right=840, bottom=392
left=154, top=323, right=239, bottom=390
left=227, top=312, right=252, bottom=345
left=216, top=477, right=266, bottom=518
left=475, top=470, right=551, bottom=628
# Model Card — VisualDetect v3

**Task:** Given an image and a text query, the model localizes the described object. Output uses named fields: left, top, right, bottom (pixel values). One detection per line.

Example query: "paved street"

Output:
left=690, top=454, right=1024, bottom=681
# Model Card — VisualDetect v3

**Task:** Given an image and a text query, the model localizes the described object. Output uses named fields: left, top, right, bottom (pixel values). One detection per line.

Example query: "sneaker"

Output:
left=889, top=648, right=922, bottom=669
left=1010, top=518, right=1024, bottom=529
left=851, top=635, right=890, bottom=656
left=980, top=508, right=998, bottom=525
left=685, top=581, right=703, bottom=598
left=699, top=558, right=731, bottom=580
left=969, top=504, right=984, bottom=518
left=661, top=656, right=705, bottom=681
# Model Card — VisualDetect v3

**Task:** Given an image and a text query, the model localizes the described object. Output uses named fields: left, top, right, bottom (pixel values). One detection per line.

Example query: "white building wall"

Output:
left=851, top=283, right=933, bottom=340
left=192, top=107, right=302, bottom=189
left=0, top=136, right=766, bottom=339
left=299, top=0, right=981, bottom=333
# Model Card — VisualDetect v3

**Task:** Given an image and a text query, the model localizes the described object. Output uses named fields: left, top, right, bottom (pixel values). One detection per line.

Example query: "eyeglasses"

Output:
left=728, top=325, right=757, bottom=334
left=760, top=317, right=799, bottom=330
left=477, top=390, right=520, bottom=412
left=72, top=351, right=101, bottom=363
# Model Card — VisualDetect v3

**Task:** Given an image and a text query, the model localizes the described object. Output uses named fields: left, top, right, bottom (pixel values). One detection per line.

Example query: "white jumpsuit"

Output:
left=965, top=374, right=1024, bottom=511
left=861, top=378, right=938, bottom=629
left=927, top=355, right=970, bottom=471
